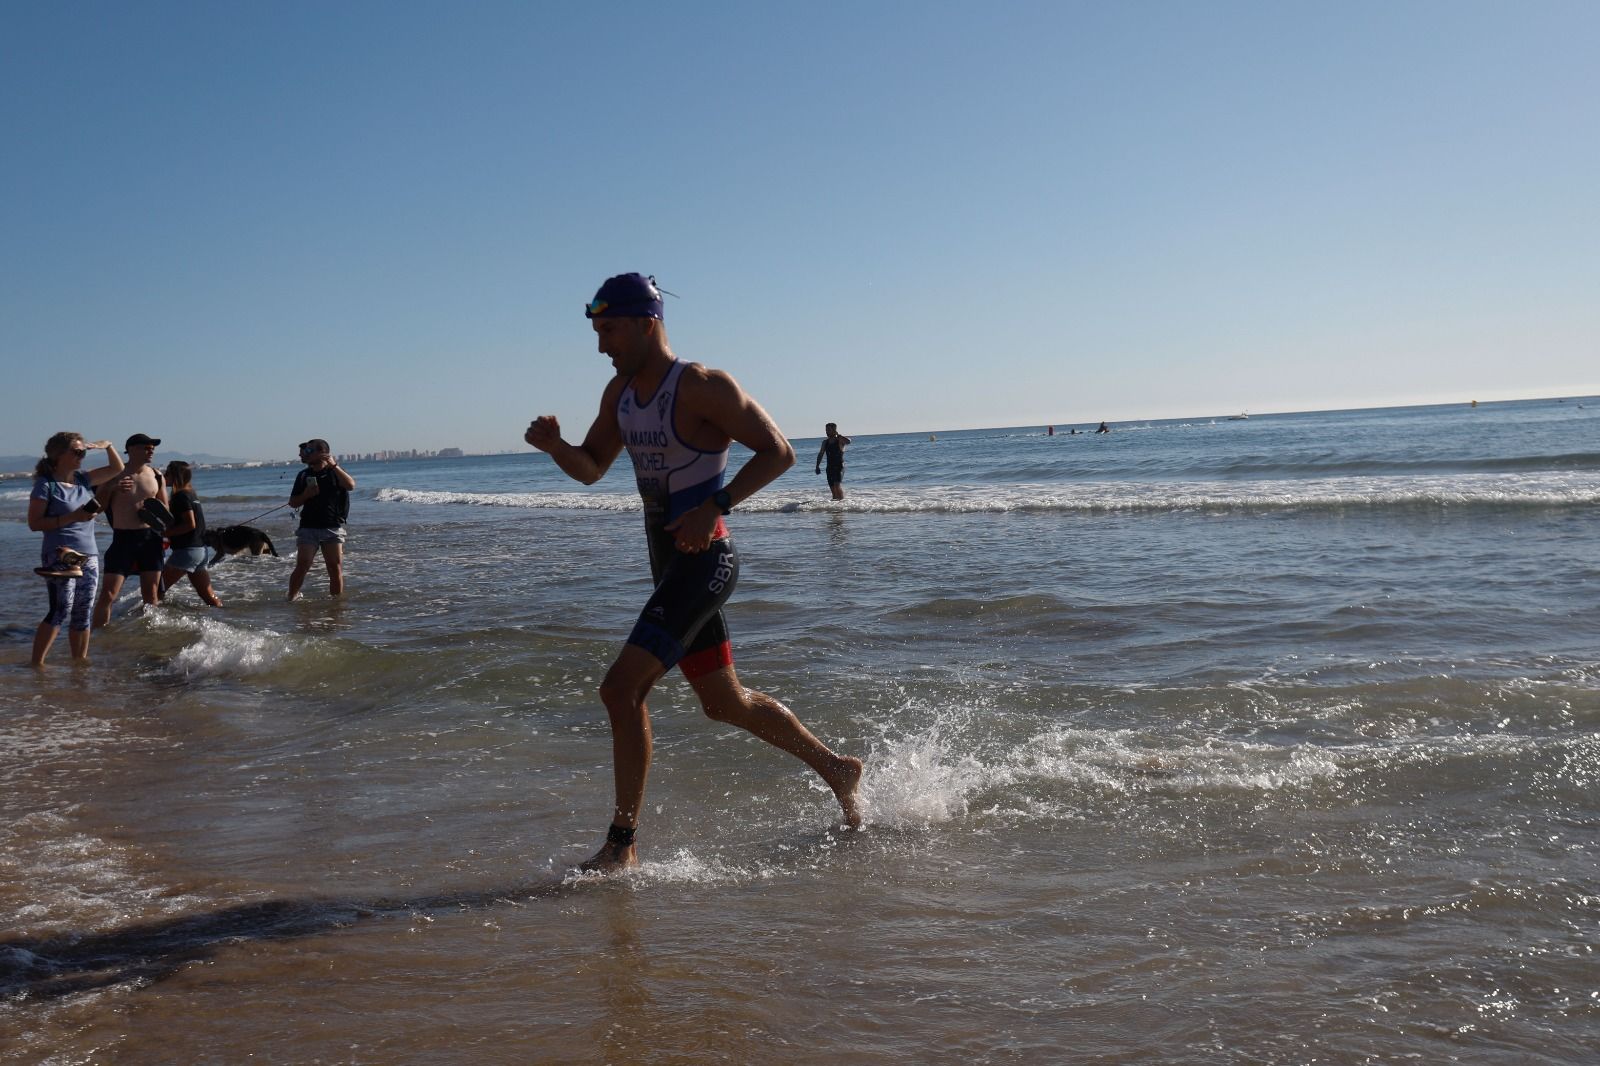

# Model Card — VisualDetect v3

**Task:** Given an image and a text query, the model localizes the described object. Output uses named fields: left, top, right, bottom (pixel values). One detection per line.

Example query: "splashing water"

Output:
left=153, top=615, right=298, bottom=678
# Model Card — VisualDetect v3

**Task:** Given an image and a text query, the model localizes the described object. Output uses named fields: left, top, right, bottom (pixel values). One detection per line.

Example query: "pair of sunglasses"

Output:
left=71, top=447, right=88, bottom=458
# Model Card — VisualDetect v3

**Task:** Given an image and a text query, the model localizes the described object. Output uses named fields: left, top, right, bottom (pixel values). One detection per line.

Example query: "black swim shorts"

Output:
left=627, top=534, right=738, bottom=679
left=104, top=528, right=165, bottom=576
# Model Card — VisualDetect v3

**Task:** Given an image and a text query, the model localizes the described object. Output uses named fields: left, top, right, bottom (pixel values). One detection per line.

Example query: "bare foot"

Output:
left=827, top=755, right=865, bottom=828
left=579, top=840, right=639, bottom=873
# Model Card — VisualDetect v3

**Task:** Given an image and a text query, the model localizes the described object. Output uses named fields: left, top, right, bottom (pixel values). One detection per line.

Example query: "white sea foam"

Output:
left=856, top=690, right=1579, bottom=834
left=149, top=613, right=298, bottom=678
left=376, top=472, right=1600, bottom=516
left=561, top=837, right=860, bottom=888
left=858, top=701, right=1358, bottom=830
left=376, top=487, right=641, bottom=511
left=1009, top=727, right=1344, bottom=794
left=630, top=848, right=777, bottom=886
left=1, top=810, right=204, bottom=934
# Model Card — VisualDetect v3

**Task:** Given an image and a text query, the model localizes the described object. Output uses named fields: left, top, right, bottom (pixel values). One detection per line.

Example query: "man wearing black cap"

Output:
left=525, top=273, right=863, bottom=871
left=94, top=433, right=168, bottom=626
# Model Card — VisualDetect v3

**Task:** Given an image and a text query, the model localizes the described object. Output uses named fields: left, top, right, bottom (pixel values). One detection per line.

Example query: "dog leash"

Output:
left=226, top=502, right=294, bottom=526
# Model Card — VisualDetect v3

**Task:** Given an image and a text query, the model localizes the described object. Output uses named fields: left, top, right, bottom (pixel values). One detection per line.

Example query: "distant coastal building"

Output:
left=335, top=447, right=467, bottom=462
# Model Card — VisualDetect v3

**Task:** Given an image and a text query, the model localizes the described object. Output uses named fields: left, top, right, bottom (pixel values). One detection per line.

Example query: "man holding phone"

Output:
left=287, top=438, right=356, bottom=600
left=94, top=433, right=168, bottom=627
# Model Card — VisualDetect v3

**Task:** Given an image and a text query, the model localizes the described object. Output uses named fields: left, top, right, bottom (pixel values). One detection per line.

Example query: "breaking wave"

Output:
left=376, top=473, right=1600, bottom=516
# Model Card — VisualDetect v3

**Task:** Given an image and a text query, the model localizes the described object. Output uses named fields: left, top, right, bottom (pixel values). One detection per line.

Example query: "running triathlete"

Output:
left=525, top=272, right=863, bottom=871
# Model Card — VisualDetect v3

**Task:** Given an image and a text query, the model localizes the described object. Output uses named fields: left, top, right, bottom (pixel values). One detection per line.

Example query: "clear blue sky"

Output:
left=3, top=1, right=1596, bottom=460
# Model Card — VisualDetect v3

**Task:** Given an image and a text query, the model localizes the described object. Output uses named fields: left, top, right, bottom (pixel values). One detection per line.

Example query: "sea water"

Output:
left=2, top=397, right=1598, bottom=1063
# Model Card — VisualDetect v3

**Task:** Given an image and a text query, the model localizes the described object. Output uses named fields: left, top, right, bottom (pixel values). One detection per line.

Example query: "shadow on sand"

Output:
left=0, top=877, right=574, bottom=1003
left=1, top=825, right=870, bottom=1004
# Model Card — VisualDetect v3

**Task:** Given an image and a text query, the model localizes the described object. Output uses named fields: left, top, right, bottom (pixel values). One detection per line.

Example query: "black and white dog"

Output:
left=202, top=525, right=279, bottom=566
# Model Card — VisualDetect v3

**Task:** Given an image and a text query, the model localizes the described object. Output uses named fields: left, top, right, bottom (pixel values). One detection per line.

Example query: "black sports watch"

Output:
left=712, top=489, right=733, bottom=515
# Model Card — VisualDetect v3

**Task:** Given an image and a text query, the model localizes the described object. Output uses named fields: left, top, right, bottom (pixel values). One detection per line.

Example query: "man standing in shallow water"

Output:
left=525, top=272, right=863, bottom=871
left=287, top=438, right=355, bottom=601
left=94, top=433, right=167, bottom=627
left=815, top=422, right=852, bottom=500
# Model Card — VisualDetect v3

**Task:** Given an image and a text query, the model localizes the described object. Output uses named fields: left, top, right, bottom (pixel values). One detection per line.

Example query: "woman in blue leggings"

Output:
left=27, top=431, right=123, bottom=666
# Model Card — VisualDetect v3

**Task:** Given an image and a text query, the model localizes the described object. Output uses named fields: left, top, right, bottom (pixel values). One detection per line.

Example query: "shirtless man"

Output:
left=525, top=272, right=863, bottom=871
left=94, top=433, right=168, bottom=626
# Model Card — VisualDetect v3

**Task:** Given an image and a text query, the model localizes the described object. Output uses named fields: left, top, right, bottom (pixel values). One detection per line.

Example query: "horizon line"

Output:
left=4, top=389, right=1595, bottom=472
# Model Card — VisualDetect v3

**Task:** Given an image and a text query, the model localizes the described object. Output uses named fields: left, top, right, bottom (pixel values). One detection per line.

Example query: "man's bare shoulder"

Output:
left=674, top=361, right=742, bottom=401
left=672, top=360, right=786, bottom=451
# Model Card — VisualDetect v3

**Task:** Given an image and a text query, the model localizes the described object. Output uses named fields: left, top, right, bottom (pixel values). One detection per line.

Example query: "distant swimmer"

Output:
left=1096, top=421, right=1110, bottom=434
left=814, top=422, right=852, bottom=500
left=524, top=272, right=863, bottom=872
left=1047, top=425, right=1054, bottom=436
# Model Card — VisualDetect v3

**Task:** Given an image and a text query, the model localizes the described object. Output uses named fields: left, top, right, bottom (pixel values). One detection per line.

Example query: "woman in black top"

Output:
left=160, top=461, right=223, bottom=607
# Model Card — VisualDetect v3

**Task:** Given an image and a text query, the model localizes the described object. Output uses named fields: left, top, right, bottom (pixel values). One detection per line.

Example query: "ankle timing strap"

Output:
left=606, top=824, right=636, bottom=848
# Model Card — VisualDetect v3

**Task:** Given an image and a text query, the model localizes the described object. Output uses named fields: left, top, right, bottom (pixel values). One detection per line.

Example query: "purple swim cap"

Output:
left=585, top=273, right=664, bottom=320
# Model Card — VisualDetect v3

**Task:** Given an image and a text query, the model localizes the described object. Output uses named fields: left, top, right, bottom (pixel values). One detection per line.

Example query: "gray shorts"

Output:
left=297, top=526, right=347, bottom=547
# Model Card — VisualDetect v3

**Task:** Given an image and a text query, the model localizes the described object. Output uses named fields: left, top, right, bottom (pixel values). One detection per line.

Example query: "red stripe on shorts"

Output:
left=679, top=641, right=733, bottom=679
